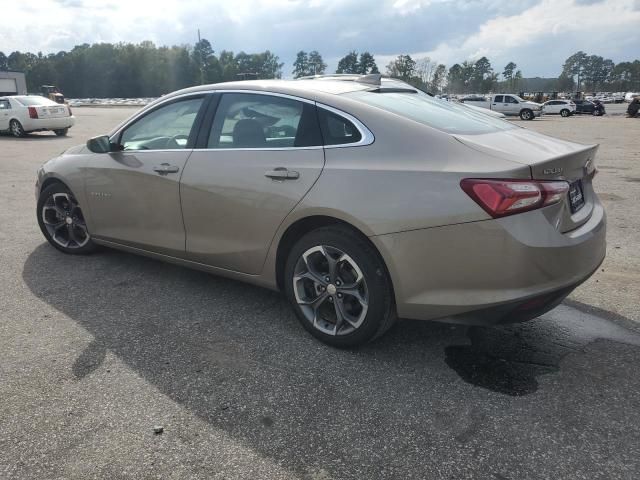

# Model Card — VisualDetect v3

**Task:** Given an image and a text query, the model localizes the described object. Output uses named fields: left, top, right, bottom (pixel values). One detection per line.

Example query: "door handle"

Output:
left=265, top=168, right=299, bottom=180
left=153, top=163, right=180, bottom=175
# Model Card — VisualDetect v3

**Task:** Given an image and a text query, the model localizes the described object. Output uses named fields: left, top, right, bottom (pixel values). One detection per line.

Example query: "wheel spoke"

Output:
left=338, top=287, right=368, bottom=307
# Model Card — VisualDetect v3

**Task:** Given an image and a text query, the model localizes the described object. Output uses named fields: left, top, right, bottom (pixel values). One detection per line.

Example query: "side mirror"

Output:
left=87, top=135, right=115, bottom=154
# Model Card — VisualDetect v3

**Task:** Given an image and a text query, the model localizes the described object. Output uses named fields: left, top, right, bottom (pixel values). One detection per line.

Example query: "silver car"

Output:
left=35, top=75, right=606, bottom=347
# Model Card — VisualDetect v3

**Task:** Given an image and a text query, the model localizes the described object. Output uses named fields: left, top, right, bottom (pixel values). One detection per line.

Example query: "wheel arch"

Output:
left=274, top=215, right=396, bottom=304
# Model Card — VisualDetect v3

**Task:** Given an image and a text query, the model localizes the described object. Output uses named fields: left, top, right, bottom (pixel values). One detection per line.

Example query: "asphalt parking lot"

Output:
left=1, top=108, right=639, bottom=479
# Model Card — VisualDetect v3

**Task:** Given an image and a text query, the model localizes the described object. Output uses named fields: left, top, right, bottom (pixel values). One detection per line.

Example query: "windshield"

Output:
left=346, top=90, right=516, bottom=135
left=13, top=96, right=59, bottom=107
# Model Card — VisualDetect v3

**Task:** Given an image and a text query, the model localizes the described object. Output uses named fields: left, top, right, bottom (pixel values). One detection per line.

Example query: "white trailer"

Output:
left=0, top=71, right=27, bottom=96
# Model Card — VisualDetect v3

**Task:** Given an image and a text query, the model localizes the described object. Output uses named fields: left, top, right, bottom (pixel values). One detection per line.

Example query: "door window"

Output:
left=208, top=93, right=322, bottom=149
left=504, top=96, right=519, bottom=104
left=119, top=96, right=204, bottom=151
left=494, top=95, right=504, bottom=103
left=0, top=100, right=10, bottom=109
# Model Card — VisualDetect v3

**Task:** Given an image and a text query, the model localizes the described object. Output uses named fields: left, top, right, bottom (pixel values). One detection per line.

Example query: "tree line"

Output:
left=1, top=40, right=639, bottom=97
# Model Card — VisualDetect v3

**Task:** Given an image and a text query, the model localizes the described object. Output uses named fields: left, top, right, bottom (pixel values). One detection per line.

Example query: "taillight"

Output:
left=460, top=179, right=569, bottom=218
left=28, top=107, right=38, bottom=119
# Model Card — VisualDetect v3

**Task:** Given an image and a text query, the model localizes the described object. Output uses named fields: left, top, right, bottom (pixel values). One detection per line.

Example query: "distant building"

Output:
left=0, top=71, right=27, bottom=96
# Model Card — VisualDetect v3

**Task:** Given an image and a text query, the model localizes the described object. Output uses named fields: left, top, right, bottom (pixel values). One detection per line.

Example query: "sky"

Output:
left=2, top=0, right=639, bottom=78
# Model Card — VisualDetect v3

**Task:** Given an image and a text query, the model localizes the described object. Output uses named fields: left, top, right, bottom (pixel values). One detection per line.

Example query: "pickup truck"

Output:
left=461, top=94, right=542, bottom=120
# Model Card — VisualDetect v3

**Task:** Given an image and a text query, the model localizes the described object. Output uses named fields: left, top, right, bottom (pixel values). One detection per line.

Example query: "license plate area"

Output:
left=568, top=179, right=585, bottom=213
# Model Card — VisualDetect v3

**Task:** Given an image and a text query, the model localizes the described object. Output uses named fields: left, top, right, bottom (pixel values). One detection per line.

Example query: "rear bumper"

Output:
left=371, top=201, right=606, bottom=325
left=22, top=116, right=75, bottom=132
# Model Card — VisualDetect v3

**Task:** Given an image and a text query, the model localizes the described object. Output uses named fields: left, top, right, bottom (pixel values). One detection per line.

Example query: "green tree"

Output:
left=502, top=61, right=517, bottom=90
left=307, top=51, right=326, bottom=75
left=358, top=52, right=379, bottom=74
left=336, top=51, right=359, bottom=74
left=386, top=54, right=416, bottom=81
left=562, top=51, right=588, bottom=90
left=292, top=50, right=309, bottom=78
left=430, top=64, right=447, bottom=93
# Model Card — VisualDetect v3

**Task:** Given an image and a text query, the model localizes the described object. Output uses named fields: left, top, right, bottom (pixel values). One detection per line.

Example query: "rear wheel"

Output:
left=560, top=109, right=570, bottom=117
left=284, top=226, right=396, bottom=347
left=10, top=119, right=25, bottom=137
left=520, top=109, right=534, bottom=120
left=54, top=128, right=69, bottom=136
left=37, top=183, right=97, bottom=255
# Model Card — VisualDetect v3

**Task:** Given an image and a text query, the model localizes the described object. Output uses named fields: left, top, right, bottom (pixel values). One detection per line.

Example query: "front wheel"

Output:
left=284, top=226, right=396, bottom=347
left=54, top=128, right=69, bottom=136
left=37, top=183, right=98, bottom=255
left=520, top=109, right=534, bottom=120
left=560, top=109, right=570, bottom=117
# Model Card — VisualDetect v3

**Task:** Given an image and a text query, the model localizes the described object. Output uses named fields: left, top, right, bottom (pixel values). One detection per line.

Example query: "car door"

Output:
left=491, top=95, right=504, bottom=112
left=0, top=99, right=11, bottom=130
left=180, top=91, right=325, bottom=274
left=503, top=95, right=520, bottom=115
left=83, top=94, right=207, bottom=257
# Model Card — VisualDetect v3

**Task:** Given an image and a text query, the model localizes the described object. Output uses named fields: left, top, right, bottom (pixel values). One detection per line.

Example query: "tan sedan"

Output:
left=35, top=75, right=606, bottom=347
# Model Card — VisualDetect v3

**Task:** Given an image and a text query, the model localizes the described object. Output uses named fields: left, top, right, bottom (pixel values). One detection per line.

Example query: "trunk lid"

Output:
left=35, top=104, right=70, bottom=119
left=453, top=127, right=599, bottom=232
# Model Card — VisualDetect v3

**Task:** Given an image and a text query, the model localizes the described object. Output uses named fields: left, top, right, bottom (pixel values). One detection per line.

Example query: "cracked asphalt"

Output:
left=1, top=107, right=639, bottom=479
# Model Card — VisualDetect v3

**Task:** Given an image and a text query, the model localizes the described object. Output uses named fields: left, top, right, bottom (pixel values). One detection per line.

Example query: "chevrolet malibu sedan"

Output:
left=1, top=95, right=75, bottom=137
left=35, top=75, right=606, bottom=347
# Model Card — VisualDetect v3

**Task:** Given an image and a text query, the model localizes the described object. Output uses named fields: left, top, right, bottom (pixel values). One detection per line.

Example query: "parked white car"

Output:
left=0, top=95, right=75, bottom=137
left=542, top=99, right=576, bottom=117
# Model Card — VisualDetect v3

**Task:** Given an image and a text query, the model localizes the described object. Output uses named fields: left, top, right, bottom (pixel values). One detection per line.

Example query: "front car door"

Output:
left=180, top=91, right=325, bottom=274
left=84, top=94, right=207, bottom=256
left=503, top=95, right=521, bottom=115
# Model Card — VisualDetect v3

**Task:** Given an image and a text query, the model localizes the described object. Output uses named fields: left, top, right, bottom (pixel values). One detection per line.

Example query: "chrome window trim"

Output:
left=111, top=88, right=375, bottom=152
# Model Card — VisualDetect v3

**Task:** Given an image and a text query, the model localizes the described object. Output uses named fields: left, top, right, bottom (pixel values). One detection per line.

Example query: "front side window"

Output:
left=504, top=96, right=519, bottom=104
left=208, top=93, right=322, bottom=149
left=119, top=96, right=204, bottom=151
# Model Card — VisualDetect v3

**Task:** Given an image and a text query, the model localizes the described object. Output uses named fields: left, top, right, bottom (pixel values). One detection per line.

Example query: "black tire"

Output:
left=560, top=109, right=570, bottom=117
left=284, top=225, right=396, bottom=348
left=54, top=128, right=69, bottom=136
left=37, top=183, right=98, bottom=255
left=519, top=109, right=534, bottom=120
left=10, top=119, right=25, bottom=137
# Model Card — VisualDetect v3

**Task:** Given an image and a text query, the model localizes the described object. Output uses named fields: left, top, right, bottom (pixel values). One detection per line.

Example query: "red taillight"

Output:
left=460, top=179, right=569, bottom=218
left=28, top=106, right=38, bottom=119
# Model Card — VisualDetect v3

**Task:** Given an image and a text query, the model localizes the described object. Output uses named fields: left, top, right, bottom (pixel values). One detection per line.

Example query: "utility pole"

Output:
left=197, top=29, right=204, bottom=85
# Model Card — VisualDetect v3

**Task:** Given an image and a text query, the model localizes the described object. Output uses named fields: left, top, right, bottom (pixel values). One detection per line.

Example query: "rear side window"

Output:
left=13, top=96, right=58, bottom=107
left=0, top=100, right=10, bottom=109
left=347, top=91, right=516, bottom=135
left=208, top=93, right=322, bottom=149
left=317, top=108, right=362, bottom=146
left=494, top=95, right=504, bottom=103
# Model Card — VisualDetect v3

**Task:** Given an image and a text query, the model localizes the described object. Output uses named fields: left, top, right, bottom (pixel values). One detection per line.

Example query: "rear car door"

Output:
left=180, top=91, right=325, bottom=274
left=84, top=94, right=207, bottom=257
left=491, top=95, right=504, bottom=112
left=0, top=99, right=10, bottom=130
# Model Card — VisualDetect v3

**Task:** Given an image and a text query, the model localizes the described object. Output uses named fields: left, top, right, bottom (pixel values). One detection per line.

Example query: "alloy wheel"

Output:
left=10, top=120, right=24, bottom=137
left=41, top=192, right=90, bottom=249
left=293, top=245, right=369, bottom=336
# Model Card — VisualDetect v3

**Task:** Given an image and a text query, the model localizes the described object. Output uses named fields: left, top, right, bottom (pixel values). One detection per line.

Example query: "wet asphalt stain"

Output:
left=445, top=304, right=640, bottom=396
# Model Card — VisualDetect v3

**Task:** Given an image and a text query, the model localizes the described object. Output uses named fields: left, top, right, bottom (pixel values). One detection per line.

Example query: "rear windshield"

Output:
left=345, top=91, right=516, bottom=135
left=13, top=96, right=59, bottom=106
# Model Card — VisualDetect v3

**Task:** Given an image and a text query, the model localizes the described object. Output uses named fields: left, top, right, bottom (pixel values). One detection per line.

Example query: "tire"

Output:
left=10, top=119, right=25, bottom=137
left=284, top=225, right=396, bottom=348
left=54, top=128, right=69, bottom=136
left=560, top=109, right=570, bottom=117
left=37, top=183, right=98, bottom=255
left=519, top=109, right=534, bottom=120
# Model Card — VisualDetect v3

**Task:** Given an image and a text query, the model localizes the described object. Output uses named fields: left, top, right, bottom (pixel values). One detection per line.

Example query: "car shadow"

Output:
left=21, top=243, right=640, bottom=478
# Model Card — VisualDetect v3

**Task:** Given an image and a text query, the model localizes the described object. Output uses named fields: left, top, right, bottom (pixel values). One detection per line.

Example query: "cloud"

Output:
left=0, top=0, right=638, bottom=78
